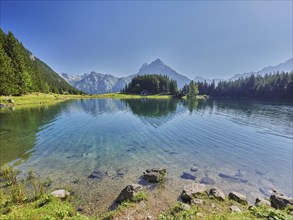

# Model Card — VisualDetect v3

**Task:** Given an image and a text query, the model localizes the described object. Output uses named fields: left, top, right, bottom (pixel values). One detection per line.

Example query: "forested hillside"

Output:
left=0, top=29, right=81, bottom=95
left=197, top=72, right=293, bottom=99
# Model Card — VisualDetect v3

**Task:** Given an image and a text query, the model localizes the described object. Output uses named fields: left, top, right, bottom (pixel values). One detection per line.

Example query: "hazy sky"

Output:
left=1, top=1, right=292, bottom=79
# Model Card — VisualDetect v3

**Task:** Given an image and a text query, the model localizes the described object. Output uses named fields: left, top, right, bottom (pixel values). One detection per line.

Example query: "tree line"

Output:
left=197, top=72, right=293, bottom=99
left=122, top=74, right=179, bottom=95
left=0, top=29, right=82, bottom=96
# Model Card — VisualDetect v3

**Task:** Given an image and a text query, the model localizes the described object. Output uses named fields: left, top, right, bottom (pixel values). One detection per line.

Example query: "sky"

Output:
left=1, top=1, right=292, bottom=79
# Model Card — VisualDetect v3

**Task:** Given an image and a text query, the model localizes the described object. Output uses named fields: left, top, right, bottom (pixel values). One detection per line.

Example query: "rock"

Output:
left=192, top=198, right=204, bottom=205
left=228, top=192, right=248, bottom=205
left=190, top=165, right=198, bottom=172
left=230, top=205, right=242, bottom=212
left=51, top=189, right=70, bottom=198
left=0, top=103, right=6, bottom=108
left=116, top=169, right=126, bottom=176
left=116, top=184, right=142, bottom=203
left=7, top=99, right=14, bottom=104
left=255, top=197, right=270, bottom=206
left=143, top=168, right=166, bottom=182
left=209, top=187, right=225, bottom=201
left=196, top=213, right=204, bottom=217
left=180, top=172, right=196, bottom=180
left=88, top=170, right=107, bottom=180
left=200, top=177, right=215, bottom=185
left=181, top=183, right=207, bottom=202
left=270, top=193, right=293, bottom=209
left=181, top=203, right=190, bottom=210
left=255, top=169, right=265, bottom=175
left=219, top=173, right=248, bottom=183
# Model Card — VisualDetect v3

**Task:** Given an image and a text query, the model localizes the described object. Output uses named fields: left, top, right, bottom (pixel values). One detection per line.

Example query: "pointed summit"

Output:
left=151, top=58, right=165, bottom=65
left=137, top=59, right=191, bottom=88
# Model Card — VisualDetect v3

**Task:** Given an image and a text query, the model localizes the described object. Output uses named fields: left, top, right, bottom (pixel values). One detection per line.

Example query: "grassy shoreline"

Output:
left=0, top=93, right=208, bottom=107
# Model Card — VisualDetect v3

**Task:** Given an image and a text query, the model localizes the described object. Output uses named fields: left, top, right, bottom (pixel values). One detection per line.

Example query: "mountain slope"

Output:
left=0, top=29, right=81, bottom=95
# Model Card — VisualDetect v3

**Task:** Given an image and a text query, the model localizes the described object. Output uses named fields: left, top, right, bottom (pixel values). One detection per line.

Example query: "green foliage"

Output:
left=123, top=74, right=178, bottom=95
left=159, top=203, right=197, bottom=220
left=131, top=192, right=147, bottom=203
left=197, top=72, right=293, bottom=99
left=250, top=205, right=293, bottom=220
left=187, top=80, right=199, bottom=97
left=0, top=29, right=82, bottom=95
left=0, top=166, right=90, bottom=220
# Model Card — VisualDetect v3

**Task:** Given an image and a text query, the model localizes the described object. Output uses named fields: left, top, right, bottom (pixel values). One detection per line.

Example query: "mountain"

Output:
left=228, top=58, right=293, bottom=81
left=193, top=76, right=223, bottom=84
left=62, top=59, right=192, bottom=94
left=61, top=72, right=132, bottom=94
left=0, top=29, right=81, bottom=95
left=137, top=59, right=191, bottom=88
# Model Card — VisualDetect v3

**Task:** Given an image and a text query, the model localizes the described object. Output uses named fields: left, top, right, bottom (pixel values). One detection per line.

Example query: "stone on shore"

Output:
left=209, top=187, right=225, bottom=201
left=51, top=189, right=70, bottom=198
left=228, top=192, right=248, bottom=205
left=270, top=193, right=293, bottom=209
left=116, top=184, right=142, bottom=204
left=255, top=197, right=271, bottom=206
left=230, top=205, right=242, bottom=212
left=143, top=168, right=166, bottom=182
left=181, top=183, right=207, bottom=202
left=7, top=99, right=14, bottom=104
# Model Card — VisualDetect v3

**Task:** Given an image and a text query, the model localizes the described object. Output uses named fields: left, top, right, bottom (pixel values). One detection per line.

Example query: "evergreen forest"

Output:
left=197, top=72, right=293, bottom=99
left=122, top=74, right=178, bottom=95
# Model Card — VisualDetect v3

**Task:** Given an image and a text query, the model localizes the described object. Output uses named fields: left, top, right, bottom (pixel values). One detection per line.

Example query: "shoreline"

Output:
left=1, top=166, right=292, bottom=219
left=0, top=93, right=208, bottom=108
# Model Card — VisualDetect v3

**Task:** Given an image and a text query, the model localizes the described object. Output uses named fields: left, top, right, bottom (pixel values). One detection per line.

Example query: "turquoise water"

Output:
left=0, top=98, right=292, bottom=209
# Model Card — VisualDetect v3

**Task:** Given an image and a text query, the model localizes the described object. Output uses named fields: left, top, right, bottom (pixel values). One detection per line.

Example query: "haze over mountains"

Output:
left=62, top=58, right=293, bottom=94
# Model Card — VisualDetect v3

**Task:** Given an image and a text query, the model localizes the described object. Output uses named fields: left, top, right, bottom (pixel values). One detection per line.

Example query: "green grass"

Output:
left=0, top=92, right=208, bottom=108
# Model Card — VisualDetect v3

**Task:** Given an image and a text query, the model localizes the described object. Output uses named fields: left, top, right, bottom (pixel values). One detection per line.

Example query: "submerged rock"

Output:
left=200, top=177, right=215, bottom=185
left=209, top=187, right=225, bottom=201
left=180, top=172, right=196, bottom=180
left=116, top=184, right=142, bottom=203
left=270, top=192, right=293, bottom=209
left=143, top=168, right=166, bottom=182
left=181, top=183, right=207, bottom=202
left=51, top=189, right=70, bottom=198
left=88, top=170, right=107, bottom=180
left=228, top=192, right=248, bottom=205
left=190, top=165, right=198, bottom=172
left=218, top=173, right=248, bottom=183
left=259, top=187, right=274, bottom=197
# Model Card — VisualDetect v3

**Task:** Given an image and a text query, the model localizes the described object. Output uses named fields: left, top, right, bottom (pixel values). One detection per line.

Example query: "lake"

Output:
left=0, top=98, right=292, bottom=211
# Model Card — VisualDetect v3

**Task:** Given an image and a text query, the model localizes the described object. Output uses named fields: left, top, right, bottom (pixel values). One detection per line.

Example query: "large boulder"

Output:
left=51, top=189, right=70, bottom=198
left=143, top=168, right=166, bottom=182
left=270, top=193, right=293, bottom=209
left=209, top=187, right=225, bottom=201
left=116, top=184, right=142, bottom=204
left=228, top=192, right=248, bottom=205
left=181, top=183, right=207, bottom=202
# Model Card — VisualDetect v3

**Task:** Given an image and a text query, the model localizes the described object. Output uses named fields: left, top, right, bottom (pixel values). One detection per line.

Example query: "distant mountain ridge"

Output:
left=228, top=58, right=293, bottom=81
left=62, top=58, right=292, bottom=94
left=62, top=59, right=192, bottom=94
